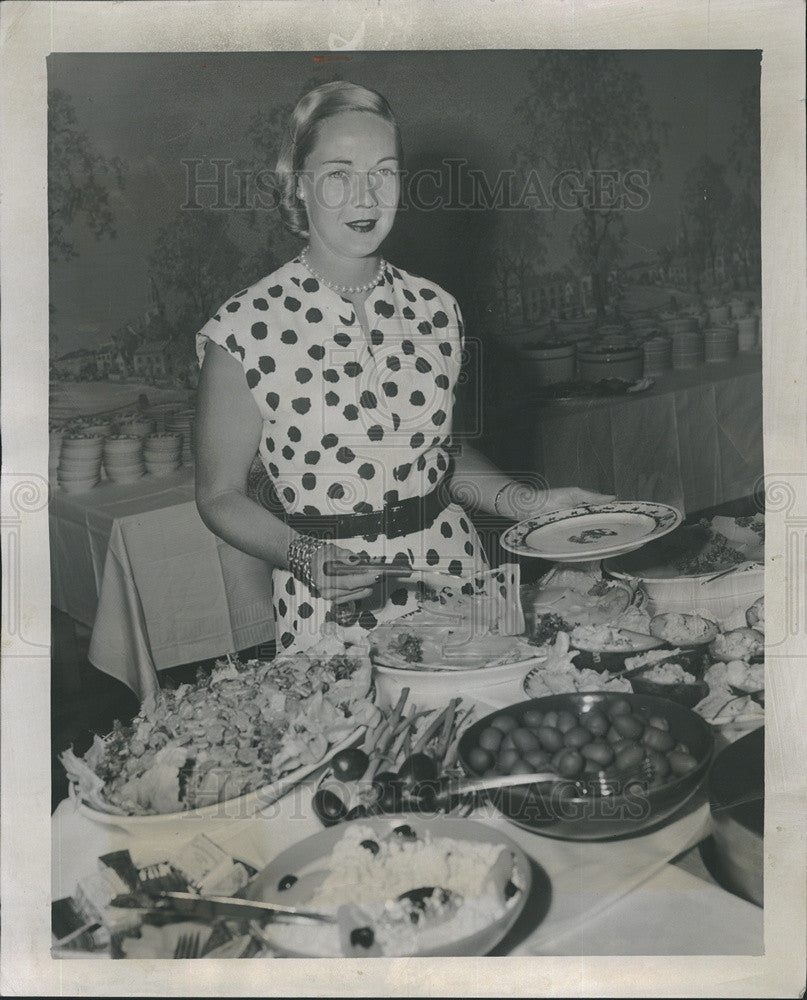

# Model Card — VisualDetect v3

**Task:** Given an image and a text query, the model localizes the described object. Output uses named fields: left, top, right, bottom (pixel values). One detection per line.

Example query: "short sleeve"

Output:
left=195, top=294, right=250, bottom=369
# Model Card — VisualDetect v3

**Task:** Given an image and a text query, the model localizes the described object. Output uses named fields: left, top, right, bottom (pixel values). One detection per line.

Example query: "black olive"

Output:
left=397, top=753, right=439, bottom=790
left=392, top=823, right=417, bottom=841
left=332, top=747, right=370, bottom=782
left=359, top=838, right=380, bottom=855
left=312, top=788, right=348, bottom=827
left=346, top=804, right=370, bottom=821
left=349, top=926, right=375, bottom=949
left=277, top=874, right=297, bottom=892
left=504, top=880, right=519, bottom=900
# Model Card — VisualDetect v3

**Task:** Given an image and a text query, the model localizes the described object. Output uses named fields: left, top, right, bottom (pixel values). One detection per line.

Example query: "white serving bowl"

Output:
left=60, top=436, right=105, bottom=455
left=58, top=477, right=99, bottom=494
left=144, top=433, right=182, bottom=451
left=58, top=463, right=102, bottom=479
left=106, top=469, right=145, bottom=484
left=104, top=434, right=143, bottom=454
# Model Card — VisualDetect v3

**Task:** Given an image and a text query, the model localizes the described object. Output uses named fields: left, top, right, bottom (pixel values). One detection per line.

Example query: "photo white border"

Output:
left=2, top=1, right=805, bottom=995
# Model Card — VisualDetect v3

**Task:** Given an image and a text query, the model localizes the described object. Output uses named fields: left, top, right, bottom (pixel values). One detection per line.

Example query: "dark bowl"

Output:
left=458, top=691, right=714, bottom=841
left=571, top=631, right=665, bottom=673
left=629, top=674, right=710, bottom=709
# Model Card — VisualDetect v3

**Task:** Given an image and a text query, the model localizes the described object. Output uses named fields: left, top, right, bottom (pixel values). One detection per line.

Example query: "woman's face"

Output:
left=298, top=111, right=400, bottom=261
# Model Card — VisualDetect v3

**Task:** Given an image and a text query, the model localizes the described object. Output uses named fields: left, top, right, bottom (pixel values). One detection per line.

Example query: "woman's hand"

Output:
left=309, top=543, right=382, bottom=605
left=539, top=487, right=616, bottom=512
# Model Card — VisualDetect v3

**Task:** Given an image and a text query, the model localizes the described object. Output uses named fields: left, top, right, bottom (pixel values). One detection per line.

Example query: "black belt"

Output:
left=284, top=480, right=451, bottom=540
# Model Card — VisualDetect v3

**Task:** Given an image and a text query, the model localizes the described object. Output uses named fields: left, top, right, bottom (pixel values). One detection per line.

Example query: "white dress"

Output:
left=197, top=256, right=488, bottom=651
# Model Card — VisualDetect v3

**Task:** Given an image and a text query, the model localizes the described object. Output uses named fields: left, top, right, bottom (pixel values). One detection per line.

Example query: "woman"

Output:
left=195, top=81, right=609, bottom=651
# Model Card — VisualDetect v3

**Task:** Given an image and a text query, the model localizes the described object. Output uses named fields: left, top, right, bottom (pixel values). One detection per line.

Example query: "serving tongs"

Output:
left=324, top=557, right=414, bottom=579
left=121, top=890, right=336, bottom=925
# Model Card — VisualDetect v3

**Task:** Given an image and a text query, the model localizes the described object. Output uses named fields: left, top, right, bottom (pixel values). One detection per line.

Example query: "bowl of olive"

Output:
left=457, top=691, right=714, bottom=840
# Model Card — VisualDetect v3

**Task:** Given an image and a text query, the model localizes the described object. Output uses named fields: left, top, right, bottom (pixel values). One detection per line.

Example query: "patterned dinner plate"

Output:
left=500, top=501, right=683, bottom=563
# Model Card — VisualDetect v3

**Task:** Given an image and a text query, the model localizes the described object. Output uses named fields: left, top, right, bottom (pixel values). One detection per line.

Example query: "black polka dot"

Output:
left=440, top=520, right=453, bottom=538
left=461, top=582, right=475, bottom=596
left=336, top=446, right=355, bottom=464
left=285, top=577, right=296, bottom=596
left=323, top=368, right=339, bottom=383
left=225, top=334, right=245, bottom=360
left=433, top=310, right=449, bottom=328
left=301, top=473, right=316, bottom=491
left=432, top=409, right=446, bottom=425
left=459, top=517, right=469, bottom=532
left=268, top=462, right=279, bottom=477
left=358, top=463, right=375, bottom=480
left=370, top=329, right=384, bottom=346
left=428, top=467, right=438, bottom=484
left=403, top=288, right=416, bottom=302
left=305, top=307, right=323, bottom=323
left=280, top=329, right=297, bottom=344
left=415, top=356, right=432, bottom=374
left=344, top=361, right=363, bottom=377
left=282, top=486, right=295, bottom=503
left=420, top=287, right=437, bottom=300
left=253, top=297, right=268, bottom=310
left=308, top=344, right=325, bottom=360
left=410, top=432, right=425, bottom=448
left=302, top=505, right=320, bottom=517
left=295, top=367, right=313, bottom=384
left=435, top=374, right=450, bottom=389
left=426, top=548, right=439, bottom=566
left=278, top=597, right=288, bottom=617
left=327, top=482, right=345, bottom=500
left=298, top=601, right=314, bottom=619
left=448, top=559, right=463, bottom=576
left=418, top=321, right=432, bottom=335
left=292, top=397, right=311, bottom=415
left=359, top=390, right=377, bottom=409
left=343, top=404, right=359, bottom=421
left=402, top=340, right=415, bottom=355
left=268, top=284, right=283, bottom=298
left=304, top=450, right=320, bottom=465
left=416, top=455, right=426, bottom=472
left=410, top=390, right=425, bottom=406
left=394, top=462, right=411, bottom=481
left=280, top=631, right=294, bottom=649
left=266, top=437, right=275, bottom=452
left=402, top=306, right=415, bottom=320
left=382, top=381, right=398, bottom=397
left=384, top=489, right=399, bottom=504
left=334, top=332, right=351, bottom=347
left=391, top=413, right=401, bottom=431
left=251, top=322, right=268, bottom=339
left=282, top=445, right=295, bottom=460
left=246, top=369, right=261, bottom=389
left=464, top=540, right=474, bottom=556
left=367, top=424, right=384, bottom=442
left=284, top=296, right=301, bottom=312
left=439, top=342, right=452, bottom=356
left=354, top=501, right=373, bottom=514
left=436, top=453, right=447, bottom=471
left=386, top=355, right=401, bottom=371
left=265, top=392, right=279, bottom=410
left=390, top=587, right=408, bottom=606
left=259, top=355, right=275, bottom=374
left=226, top=301, right=241, bottom=313
left=321, top=433, right=338, bottom=449
left=288, top=426, right=302, bottom=442
left=302, top=277, right=319, bottom=293
left=325, top=391, right=339, bottom=406
left=374, top=300, right=395, bottom=319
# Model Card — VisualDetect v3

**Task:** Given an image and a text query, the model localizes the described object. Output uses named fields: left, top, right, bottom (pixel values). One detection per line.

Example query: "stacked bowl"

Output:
left=58, top=434, right=104, bottom=493
left=671, top=329, right=705, bottom=369
left=143, top=433, right=182, bottom=476
left=642, top=334, right=672, bottom=377
left=737, top=313, right=760, bottom=352
left=118, top=415, right=156, bottom=439
left=103, top=435, right=145, bottom=484
left=165, top=409, right=195, bottom=465
left=704, top=326, right=739, bottom=363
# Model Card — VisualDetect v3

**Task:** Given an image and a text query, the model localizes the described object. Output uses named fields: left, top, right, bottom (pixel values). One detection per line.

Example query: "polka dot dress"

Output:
left=197, top=257, right=488, bottom=651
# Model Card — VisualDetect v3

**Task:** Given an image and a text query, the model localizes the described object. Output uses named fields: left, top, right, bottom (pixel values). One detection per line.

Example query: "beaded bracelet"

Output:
left=287, top=534, right=328, bottom=589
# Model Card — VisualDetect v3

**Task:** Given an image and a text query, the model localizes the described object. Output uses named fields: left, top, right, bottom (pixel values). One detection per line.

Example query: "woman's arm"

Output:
left=449, top=443, right=613, bottom=520
left=195, top=342, right=378, bottom=600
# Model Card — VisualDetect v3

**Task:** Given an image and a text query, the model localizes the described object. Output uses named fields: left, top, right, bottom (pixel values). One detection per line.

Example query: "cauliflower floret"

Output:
left=746, top=596, right=764, bottom=633
left=708, top=627, right=764, bottom=663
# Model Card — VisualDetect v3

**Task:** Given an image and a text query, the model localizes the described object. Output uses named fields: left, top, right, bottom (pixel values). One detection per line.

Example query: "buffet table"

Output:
left=492, top=355, right=762, bottom=515
left=49, top=468, right=275, bottom=700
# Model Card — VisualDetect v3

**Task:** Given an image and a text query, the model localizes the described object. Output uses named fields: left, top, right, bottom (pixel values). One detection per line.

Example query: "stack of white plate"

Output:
left=103, top=435, right=145, bottom=483
left=704, top=326, right=739, bottom=363
left=642, top=334, right=672, bottom=377
left=118, top=416, right=156, bottom=438
left=165, top=409, right=195, bottom=465
left=671, top=330, right=705, bottom=369
left=143, top=433, right=182, bottom=476
left=58, top=435, right=104, bottom=493
left=737, top=313, right=760, bottom=352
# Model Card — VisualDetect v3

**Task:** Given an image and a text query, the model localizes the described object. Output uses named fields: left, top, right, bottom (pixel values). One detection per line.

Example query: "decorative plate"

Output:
left=500, top=501, right=683, bottom=563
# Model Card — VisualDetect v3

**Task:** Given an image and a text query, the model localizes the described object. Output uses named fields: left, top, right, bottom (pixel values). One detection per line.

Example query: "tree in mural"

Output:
left=727, top=84, right=761, bottom=289
left=682, top=154, right=733, bottom=292
left=514, top=51, right=666, bottom=318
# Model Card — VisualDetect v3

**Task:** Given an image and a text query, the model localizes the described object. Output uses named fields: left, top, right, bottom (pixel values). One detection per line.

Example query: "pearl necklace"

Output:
left=300, top=247, right=386, bottom=296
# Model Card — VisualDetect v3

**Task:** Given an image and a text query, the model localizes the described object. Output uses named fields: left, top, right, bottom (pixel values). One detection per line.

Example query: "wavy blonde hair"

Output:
left=276, top=81, right=402, bottom=238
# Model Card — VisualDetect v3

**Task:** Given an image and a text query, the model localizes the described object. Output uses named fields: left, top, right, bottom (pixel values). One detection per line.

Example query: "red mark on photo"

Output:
left=314, top=55, right=352, bottom=63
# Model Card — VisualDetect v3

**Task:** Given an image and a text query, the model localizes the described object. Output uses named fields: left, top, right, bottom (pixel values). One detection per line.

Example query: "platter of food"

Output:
left=501, top=501, right=683, bottom=562
left=61, top=638, right=380, bottom=830
left=244, top=816, right=532, bottom=957
left=534, top=376, right=654, bottom=402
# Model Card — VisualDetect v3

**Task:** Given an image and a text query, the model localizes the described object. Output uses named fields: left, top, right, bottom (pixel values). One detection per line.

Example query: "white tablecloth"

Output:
left=50, top=468, right=275, bottom=700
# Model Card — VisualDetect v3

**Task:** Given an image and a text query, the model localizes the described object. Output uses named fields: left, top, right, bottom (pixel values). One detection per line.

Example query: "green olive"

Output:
left=537, top=726, right=564, bottom=752
left=645, top=749, right=671, bottom=778
left=579, top=709, right=609, bottom=737
left=668, top=750, right=699, bottom=776
left=615, top=744, right=645, bottom=773
left=606, top=726, right=623, bottom=744
left=468, top=747, right=493, bottom=773
left=648, top=715, right=671, bottom=732
left=613, top=714, right=644, bottom=740
left=500, top=733, right=517, bottom=752
left=490, top=714, right=518, bottom=734
left=522, top=709, right=544, bottom=729
left=563, top=725, right=593, bottom=749
left=581, top=740, right=614, bottom=766
left=642, top=726, right=676, bottom=753
left=496, top=749, right=521, bottom=772
left=478, top=726, right=503, bottom=753
left=524, top=749, right=552, bottom=771
left=507, top=757, right=535, bottom=775
left=512, top=727, right=540, bottom=752
left=542, top=710, right=560, bottom=730
left=607, top=697, right=633, bottom=718
left=555, top=710, right=578, bottom=734
left=556, top=750, right=584, bottom=779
